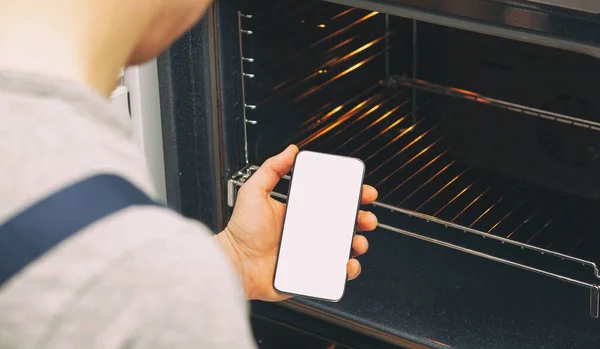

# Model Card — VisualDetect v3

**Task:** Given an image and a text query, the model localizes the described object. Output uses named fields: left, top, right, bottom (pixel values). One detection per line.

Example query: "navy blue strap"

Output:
left=0, top=174, right=161, bottom=286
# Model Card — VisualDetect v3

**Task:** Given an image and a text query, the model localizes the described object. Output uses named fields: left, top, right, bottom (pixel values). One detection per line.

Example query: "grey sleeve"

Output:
left=0, top=212, right=257, bottom=349
left=119, top=227, right=258, bottom=349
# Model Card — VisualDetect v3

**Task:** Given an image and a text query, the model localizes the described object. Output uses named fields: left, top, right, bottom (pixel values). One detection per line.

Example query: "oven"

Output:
left=155, top=0, right=600, bottom=348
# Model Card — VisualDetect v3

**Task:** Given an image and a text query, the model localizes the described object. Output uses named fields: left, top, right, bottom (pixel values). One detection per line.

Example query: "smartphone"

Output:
left=273, top=150, right=365, bottom=301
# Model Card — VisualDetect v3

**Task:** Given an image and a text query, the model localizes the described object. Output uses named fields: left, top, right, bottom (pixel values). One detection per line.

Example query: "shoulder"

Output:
left=0, top=77, right=156, bottom=223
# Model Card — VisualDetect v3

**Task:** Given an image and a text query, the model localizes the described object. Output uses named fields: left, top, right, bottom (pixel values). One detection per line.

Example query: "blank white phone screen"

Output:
left=273, top=151, right=365, bottom=301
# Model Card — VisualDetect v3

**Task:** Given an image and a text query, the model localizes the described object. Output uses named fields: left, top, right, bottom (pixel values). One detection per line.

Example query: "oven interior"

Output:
left=227, top=0, right=600, bottom=345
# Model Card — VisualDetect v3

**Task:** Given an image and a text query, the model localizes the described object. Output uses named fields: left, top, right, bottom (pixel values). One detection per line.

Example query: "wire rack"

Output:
left=228, top=81, right=600, bottom=317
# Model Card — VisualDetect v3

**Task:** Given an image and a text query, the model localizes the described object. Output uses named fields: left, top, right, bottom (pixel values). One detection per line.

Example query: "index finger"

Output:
left=361, top=185, right=378, bottom=205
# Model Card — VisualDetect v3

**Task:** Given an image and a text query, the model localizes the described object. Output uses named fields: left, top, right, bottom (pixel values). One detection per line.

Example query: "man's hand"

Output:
left=216, top=145, right=378, bottom=301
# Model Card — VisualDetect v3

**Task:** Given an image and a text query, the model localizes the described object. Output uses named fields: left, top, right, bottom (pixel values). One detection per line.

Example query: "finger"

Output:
left=360, top=185, right=378, bottom=205
left=357, top=210, right=378, bottom=232
left=245, top=145, right=299, bottom=193
left=347, top=259, right=362, bottom=281
left=351, top=235, right=369, bottom=257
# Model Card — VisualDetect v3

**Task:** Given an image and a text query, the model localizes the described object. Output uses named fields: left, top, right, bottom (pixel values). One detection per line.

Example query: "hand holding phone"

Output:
left=273, top=150, right=367, bottom=301
left=219, top=146, right=377, bottom=302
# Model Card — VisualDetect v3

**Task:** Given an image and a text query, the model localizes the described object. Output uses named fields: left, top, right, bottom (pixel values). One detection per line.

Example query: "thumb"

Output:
left=246, top=145, right=299, bottom=193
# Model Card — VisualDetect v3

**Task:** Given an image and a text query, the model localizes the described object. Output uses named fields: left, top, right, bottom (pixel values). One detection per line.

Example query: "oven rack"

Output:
left=280, top=81, right=600, bottom=254
left=231, top=79, right=600, bottom=316
left=227, top=166, right=600, bottom=318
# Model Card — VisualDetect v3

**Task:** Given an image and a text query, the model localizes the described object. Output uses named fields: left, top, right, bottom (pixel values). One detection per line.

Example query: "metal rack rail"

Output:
left=393, top=76, right=600, bottom=132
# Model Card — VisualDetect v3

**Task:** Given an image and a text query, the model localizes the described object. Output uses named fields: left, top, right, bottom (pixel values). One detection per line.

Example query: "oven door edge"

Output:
left=157, top=5, right=226, bottom=231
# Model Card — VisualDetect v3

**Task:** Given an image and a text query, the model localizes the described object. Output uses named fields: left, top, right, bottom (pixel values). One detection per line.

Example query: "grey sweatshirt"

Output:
left=0, top=71, right=257, bottom=349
